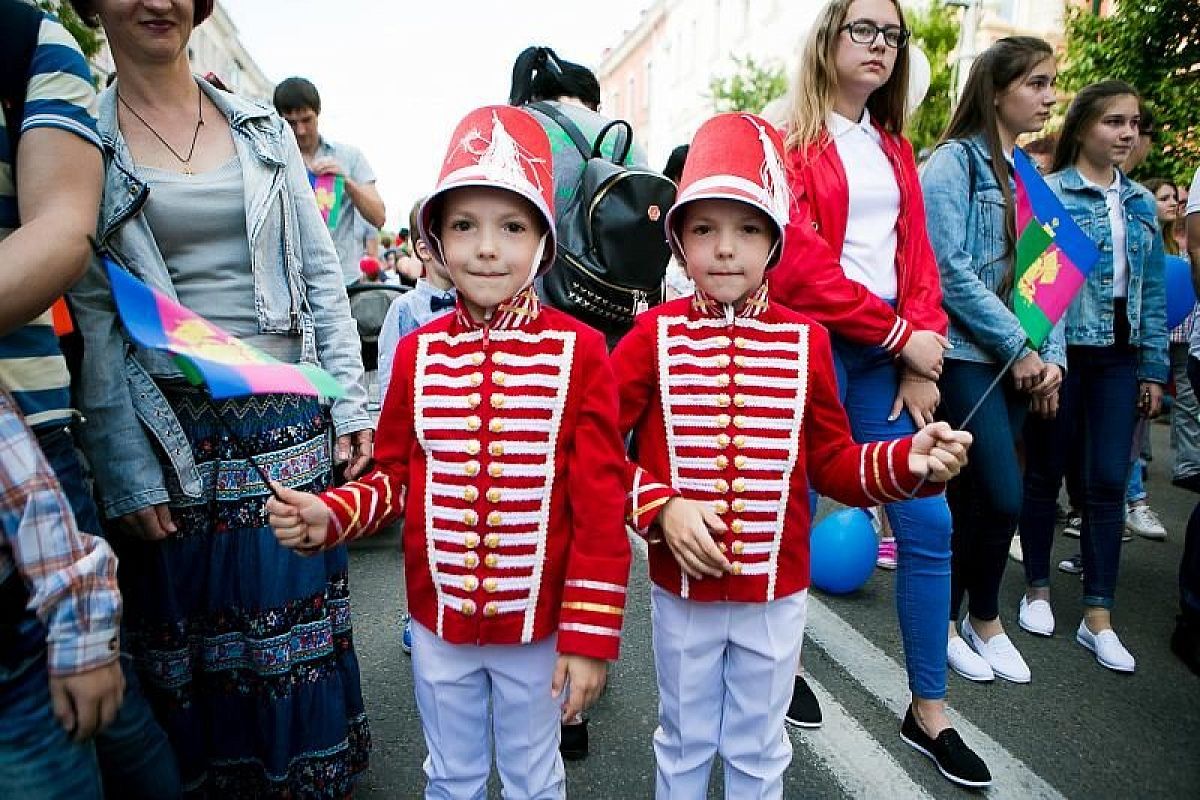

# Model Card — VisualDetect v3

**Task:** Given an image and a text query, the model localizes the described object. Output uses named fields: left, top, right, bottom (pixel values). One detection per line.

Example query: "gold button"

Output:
left=733, top=435, right=746, bottom=448
left=492, top=352, right=506, bottom=365
left=734, top=394, right=747, bottom=407
left=489, top=442, right=505, bottom=457
left=465, top=440, right=481, bottom=455
left=715, top=455, right=729, bottom=469
left=484, top=602, right=499, bottom=617
left=471, top=353, right=484, bottom=366
left=732, top=499, right=747, bottom=513
left=483, top=577, right=499, bottom=593
left=719, top=542, right=728, bottom=552
left=716, top=355, right=731, bottom=367
left=488, top=462, right=503, bottom=478
left=464, top=533, right=480, bottom=548
left=716, top=336, right=731, bottom=347
left=717, top=413, right=731, bottom=426
left=731, top=519, right=744, bottom=534
left=733, top=415, right=748, bottom=428
left=494, top=372, right=507, bottom=386
left=485, top=553, right=500, bottom=568
left=714, top=479, right=729, bottom=493
left=487, top=511, right=503, bottom=527
left=463, top=510, right=478, bottom=526
left=489, top=419, right=504, bottom=433
left=463, top=486, right=479, bottom=502
left=486, top=487, right=502, bottom=503
left=465, top=460, right=480, bottom=477
left=734, top=374, right=746, bottom=386
left=731, top=562, right=743, bottom=576
left=734, top=455, right=748, bottom=469
left=717, top=395, right=731, bottom=408
left=716, top=375, right=731, bottom=387
left=734, top=337, right=747, bottom=348
left=717, top=433, right=731, bottom=447
left=464, top=552, right=480, bottom=569
left=714, top=500, right=729, bottom=514
left=734, top=355, right=746, bottom=367
left=462, top=575, right=479, bottom=592
left=469, top=372, right=483, bottom=386
left=468, top=393, right=482, bottom=408
left=491, top=394, right=506, bottom=409
left=732, top=540, right=745, bottom=555
left=466, top=415, right=481, bottom=431
left=484, top=533, right=501, bottom=548
left=732, top=477, right=747, bottom=493
left=461, top=599, right=477, bottom=616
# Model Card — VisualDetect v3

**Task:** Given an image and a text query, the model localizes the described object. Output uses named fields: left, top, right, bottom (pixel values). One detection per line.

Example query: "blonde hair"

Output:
left=785, top=0, right=909, bottom=151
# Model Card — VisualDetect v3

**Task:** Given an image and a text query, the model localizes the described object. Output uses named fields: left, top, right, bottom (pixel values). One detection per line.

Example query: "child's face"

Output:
left=679, top=199, right=774, bottom=305
left=1077, top=94, right=1139, bottom=170
left=439, top=187, right=544, bottom=320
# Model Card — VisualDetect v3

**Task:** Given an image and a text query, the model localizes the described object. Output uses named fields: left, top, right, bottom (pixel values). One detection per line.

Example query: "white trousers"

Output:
left=410, top=621, right=565, bottom=800
left=651, top=586, right=808, bottom=800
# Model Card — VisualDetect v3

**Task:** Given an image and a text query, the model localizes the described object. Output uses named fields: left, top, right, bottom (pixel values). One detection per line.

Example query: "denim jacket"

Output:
left=1044, top=166, right=1169, bottom=384
left=70, top=79, right=370, bottom=519
left=920, top=133, right=1066, bottom=368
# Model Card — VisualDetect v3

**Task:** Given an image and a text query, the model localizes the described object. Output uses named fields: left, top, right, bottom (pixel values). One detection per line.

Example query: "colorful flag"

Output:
left=103, top=256, right=344, bottom=400
left=308, top=171, right=344, bottom=229
left=1011, top=148, right=1102, bottom=348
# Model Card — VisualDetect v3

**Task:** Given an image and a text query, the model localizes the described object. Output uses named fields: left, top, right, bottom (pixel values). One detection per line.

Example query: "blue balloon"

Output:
left=810, top=508, right=878, bottom=595
left=1166, top=255, right=1196, bottom=330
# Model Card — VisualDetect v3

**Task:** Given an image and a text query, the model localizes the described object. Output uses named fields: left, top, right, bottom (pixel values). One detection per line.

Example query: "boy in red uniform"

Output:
left=267, top=105, right=631, bottom=799
left=612, top=113, right=973, bottom=799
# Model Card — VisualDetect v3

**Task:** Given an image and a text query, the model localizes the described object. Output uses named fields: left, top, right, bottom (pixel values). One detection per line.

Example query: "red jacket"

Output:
left=613, top=288, right=938, bottom=603
left=316, top=290, right=632, bottom=661
left=769, top=124, right=948, bottom=354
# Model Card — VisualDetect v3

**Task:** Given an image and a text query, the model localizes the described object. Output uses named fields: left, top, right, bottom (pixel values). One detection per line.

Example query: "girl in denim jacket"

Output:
left=921, top=37, right=1063, bottom=687
left=1021, top=81, right=1169, bottom=674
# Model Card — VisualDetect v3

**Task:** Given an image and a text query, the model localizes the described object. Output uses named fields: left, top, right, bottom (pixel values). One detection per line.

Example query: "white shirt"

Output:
left=828, top=109, right=900, bottom=300
left=1083, top=170, right=1128, bottom=298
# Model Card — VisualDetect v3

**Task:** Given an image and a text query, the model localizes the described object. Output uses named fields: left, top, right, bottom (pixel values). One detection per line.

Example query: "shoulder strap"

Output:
left=527, top=101, right=594, bottom=161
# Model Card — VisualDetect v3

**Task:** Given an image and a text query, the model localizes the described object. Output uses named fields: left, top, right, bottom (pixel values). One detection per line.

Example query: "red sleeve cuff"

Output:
left=319, top=470, right=405, bottom=547
left=627, top=466, right=678, bottom=537
left=858, top=437, right=941, bottom=503
left=882, top=317, right=913, bottom=356
left=558, top=565, right=629, bottom=661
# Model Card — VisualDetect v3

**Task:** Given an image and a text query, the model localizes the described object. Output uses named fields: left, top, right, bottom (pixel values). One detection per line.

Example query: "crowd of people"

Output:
left=1, top=0, right=1197, bottom=799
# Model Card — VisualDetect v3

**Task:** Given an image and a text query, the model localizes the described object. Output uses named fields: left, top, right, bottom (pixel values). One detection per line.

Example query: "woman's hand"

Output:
left=336, top=428, right=375, bottom=480
left=890, top=370, right=940, bottom=428
left=1010, top=351, right=1046, bottom=393
left=1030, top=363, right=1063, bottom=397
left=908, top=421, right=972, bottom=483
left=899, top=330, right=950, bottom=380
left=1138, top=382, right=1163, bottom=418
left=1030, top=390, right=1060, bottom=419
left=118, top=503, right=176, bottom=540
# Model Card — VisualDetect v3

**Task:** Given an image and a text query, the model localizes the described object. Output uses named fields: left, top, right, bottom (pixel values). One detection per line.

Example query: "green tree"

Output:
left=904, top=0, right=959, bottom=157
left=708, top=55, right=789, bottom=114
left=35, top=0, right=103, bottom=60
left=1061, top=0, right=1200, bottom=182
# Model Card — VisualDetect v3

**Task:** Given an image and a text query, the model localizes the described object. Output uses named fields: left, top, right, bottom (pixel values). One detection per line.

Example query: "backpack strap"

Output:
left=593, top=119, right=633, bottom=164
left=527, top=100, right=595, bottom=161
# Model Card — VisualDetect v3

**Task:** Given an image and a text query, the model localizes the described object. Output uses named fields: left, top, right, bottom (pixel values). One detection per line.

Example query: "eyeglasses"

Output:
left=841, top=19, right=910, bottom=49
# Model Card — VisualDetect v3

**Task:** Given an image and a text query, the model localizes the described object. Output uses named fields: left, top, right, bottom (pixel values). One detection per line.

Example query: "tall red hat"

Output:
left=665, top=113, right=792, bottom=268
left=418, top=105, right=557, bottom=275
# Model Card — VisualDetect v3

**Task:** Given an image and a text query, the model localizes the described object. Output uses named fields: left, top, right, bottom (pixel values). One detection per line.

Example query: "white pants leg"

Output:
left=411, top=621, right=492, bottom=800
left=489, top=635, right=565, bottom=800
left=651, top=586, right=727, bottom=799
left=720, top=591, right=808, bottom=800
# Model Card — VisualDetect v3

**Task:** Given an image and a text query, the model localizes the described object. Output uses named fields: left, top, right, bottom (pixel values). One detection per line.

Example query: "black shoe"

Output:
left=1171, top=616, right=1200, bottom=677
left=900, top=707, right=992, bottom=789
left=560, top=718, right=588, bottom=761
left=784, top=675, right=823, bottom=728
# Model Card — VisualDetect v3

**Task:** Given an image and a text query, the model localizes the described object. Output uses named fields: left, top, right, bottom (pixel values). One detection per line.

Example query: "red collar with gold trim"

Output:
left=454, top=286, right=542, bottom=331
left=690, top=282, right=770, bottom=320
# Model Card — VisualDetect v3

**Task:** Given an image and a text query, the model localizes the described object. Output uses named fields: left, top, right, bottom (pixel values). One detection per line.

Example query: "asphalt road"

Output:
left=345, top=420, right=1200, bottom=799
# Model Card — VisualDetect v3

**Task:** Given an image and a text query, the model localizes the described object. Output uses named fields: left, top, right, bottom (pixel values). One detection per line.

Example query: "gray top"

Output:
left=313, top=136, right=377, bottom=285
left=138, top=155, right=299, bottom=361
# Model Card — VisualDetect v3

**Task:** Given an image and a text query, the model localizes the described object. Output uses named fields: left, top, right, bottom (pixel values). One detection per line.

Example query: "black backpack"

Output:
left=528, top=101, right=676, bottom=346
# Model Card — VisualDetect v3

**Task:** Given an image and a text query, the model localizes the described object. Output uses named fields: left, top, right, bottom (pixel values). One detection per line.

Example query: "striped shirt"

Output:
left=0, top=389, right=120, bottom=676
left=0, top=10, right=101, bottom=429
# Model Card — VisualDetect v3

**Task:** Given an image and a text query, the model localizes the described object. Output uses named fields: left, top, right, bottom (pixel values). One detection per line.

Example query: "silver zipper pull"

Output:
left=634, top=291, right=648, bottom=315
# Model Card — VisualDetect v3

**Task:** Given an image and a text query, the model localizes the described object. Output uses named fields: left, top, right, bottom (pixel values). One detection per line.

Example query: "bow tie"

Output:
left=430, top=293, right=455, bottom=313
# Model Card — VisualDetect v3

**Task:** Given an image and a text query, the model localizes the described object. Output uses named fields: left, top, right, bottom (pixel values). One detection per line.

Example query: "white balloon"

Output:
left=907, top=42, right=932, bottom=116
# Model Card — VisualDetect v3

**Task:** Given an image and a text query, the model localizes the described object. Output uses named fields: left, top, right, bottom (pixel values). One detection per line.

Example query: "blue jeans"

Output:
left=940, top=359, right=1026, bottom=622
left=1021, top=346, right=1138, bottom=608
left=829, top=338, right=952, bottom=700
left=1182, top=357, right=1200, bottom=620
left=0, top=427, right=181, bottom=799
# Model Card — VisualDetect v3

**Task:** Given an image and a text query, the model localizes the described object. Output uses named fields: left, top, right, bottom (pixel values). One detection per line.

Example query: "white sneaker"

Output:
left=1125, top=504, right=1166, bottom=540
left=1008, top=534, right=1023, bottom=563
left=1076, top=621, right=1136, bottom=673
left=948, top=633, right=994, bottom=682
left=1018, top=596, right=1055, bottom=637
left=962, top=619, right=1031, bottom=683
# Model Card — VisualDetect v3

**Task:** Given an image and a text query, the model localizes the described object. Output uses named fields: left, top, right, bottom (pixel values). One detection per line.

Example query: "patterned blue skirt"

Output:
left=117, top=388, right=370, bottom=798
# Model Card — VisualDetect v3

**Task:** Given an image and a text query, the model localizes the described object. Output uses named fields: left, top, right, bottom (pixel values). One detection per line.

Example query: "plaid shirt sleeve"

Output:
left=0, top=392, right=120, bottom=676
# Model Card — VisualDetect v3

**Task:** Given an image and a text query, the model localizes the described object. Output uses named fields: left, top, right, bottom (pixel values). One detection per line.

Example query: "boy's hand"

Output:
left=659, top=497, right=730, bottom=579
left=266, top=483, right=331, bottom=550
left=908, top=421, right=972, bottom=483
left=899, top=329, right=950, bottom=380
left=552, top=655, right=608, bottom=721
left=49, top=660, right=125, bottom=742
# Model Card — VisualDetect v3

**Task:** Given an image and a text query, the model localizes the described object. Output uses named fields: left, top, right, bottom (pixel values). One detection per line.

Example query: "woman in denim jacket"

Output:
left=921, top=37, right=1063, bottom=687
left=65, top=1, right=371, bottom=795
left=1021, top=81, right=1169, bottom=674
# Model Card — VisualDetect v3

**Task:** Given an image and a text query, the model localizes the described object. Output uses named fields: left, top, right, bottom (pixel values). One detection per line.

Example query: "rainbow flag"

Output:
left=103, top=256, right=344, bottom=400
left=1011, top=148, right=1101, bottom=348
left=308, top=172, right=344, bottom=229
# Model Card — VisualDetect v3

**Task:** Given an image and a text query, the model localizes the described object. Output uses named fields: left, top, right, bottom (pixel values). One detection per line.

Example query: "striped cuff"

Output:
left=558, top=573, right=627, bottom=660
left=881, top=317, right=913, bottom=356
left=626, top=467, right=677, bottom=538
left=320, top=470, right=404, bottom=547
left=858, top=438, right=923, bottom=504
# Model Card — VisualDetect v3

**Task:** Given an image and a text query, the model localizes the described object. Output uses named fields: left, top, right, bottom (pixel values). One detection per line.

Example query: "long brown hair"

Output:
left=940, top=36, right=1054, bottom=291
left=1050, top=80, right=1140, bottom=174
left=785, top=0, right=910, bottom=151
left=1142, top=178, right=1181, bottom=256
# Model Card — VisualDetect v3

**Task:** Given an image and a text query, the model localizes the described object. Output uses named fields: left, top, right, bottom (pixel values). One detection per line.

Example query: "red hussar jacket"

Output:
left=316, top=289, right=632, bottom=661
left=613, top=286, right=940, bottom=603
left=769, top=124, right=948, bottom=353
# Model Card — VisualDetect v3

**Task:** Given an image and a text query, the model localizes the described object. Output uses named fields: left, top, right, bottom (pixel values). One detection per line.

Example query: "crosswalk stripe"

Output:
left=805, top=597, right=1068, bottom=800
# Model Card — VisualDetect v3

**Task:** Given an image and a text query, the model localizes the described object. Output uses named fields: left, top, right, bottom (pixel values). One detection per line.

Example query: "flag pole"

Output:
left=955, top=349, right=1023, bottom=431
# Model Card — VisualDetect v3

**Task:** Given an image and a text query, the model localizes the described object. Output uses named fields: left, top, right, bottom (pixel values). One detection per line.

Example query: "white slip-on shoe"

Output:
left=1018, top=596, right=1055, bottom=637
left=948, top=633, right=994, bottom=682
left=1076, top=620, right=1136, bottom=673
left=1126, top=504, right=1167, bottom=540
left=962, top=618, right=1031, bottom=683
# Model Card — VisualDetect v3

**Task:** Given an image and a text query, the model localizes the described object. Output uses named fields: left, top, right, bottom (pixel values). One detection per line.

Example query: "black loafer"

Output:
left=784, top=675, right=823, bottom=729
left=560, top=718, right=589, bottom=761
left=900, top=707, right=992, bottom=788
